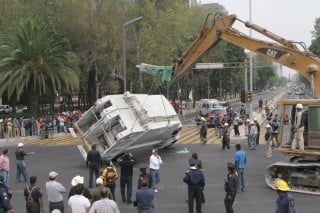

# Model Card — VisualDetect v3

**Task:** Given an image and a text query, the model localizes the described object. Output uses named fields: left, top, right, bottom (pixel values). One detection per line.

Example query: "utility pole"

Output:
left=249, top=0, right=253, bottom=118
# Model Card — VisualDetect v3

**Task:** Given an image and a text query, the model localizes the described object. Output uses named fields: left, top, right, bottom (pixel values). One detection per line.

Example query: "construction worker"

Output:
left=291, top=103, right=304, bottom=151
left=265, top=124, right=273, bottom=158
left=275, top=179, right=295, bottom=213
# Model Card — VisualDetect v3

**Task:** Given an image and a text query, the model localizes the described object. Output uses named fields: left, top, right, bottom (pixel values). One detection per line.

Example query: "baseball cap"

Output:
left=18, top=143, right=24, bottom=147
left=49, top=171, right=58, bottom=178
left=96, top=177, right=103, bottom=185
left=227, top=162, right=235, bottom=169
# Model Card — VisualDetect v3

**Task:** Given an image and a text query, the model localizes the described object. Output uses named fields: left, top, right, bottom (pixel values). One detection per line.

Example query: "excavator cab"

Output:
left=265, top=99, right=320, bottom=195
left=278, top=99, right=320, bottom=154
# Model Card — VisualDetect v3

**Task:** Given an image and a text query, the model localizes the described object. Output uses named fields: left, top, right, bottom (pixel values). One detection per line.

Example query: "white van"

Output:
left=0, top=105, right=12, bottom=114
left=199, top=99, right=220, bottom=116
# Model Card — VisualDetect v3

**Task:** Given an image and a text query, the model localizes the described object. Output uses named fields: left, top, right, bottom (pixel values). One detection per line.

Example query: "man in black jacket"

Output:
left=86, top=144, right=101, bottom=188
left=183, top=164, right=205, bottom=213
left=118, top=152, right=136, bottom=203
left=224, top=162, right=238, bottom=213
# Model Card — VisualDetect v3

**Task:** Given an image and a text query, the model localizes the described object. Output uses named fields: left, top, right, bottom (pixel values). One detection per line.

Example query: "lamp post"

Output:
left=249, top=0, right=253, bottom=118
left=122, top=16, right=143, bottom=93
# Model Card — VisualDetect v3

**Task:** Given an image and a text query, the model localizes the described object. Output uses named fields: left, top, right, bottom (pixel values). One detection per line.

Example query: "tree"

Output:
left=0, top=19, right=79, bottom=116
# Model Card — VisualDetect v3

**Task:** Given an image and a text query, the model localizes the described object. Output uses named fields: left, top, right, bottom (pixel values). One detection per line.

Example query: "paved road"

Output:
left=5, top=135, right=319, bottom=213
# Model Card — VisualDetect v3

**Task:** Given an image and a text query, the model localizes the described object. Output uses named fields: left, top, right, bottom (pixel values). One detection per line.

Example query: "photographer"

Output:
left=117, top=152, right=136, bottom=204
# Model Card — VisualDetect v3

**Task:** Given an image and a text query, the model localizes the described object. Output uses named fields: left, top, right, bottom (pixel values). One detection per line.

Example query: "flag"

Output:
left=189, top=90, right=193, bottom=102
left=138, top=63, right=172, bottom=82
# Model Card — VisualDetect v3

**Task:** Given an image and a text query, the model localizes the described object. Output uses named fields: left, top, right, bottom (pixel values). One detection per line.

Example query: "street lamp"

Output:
left=122, top=16, right=143, bottom=93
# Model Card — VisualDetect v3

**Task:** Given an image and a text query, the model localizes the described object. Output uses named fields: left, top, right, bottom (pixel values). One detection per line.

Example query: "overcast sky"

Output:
left=198, top=0, right=320, bottom=77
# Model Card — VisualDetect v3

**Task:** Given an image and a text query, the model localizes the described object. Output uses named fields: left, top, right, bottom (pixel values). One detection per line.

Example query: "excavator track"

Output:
left=265, top=161, right=320, bottom=195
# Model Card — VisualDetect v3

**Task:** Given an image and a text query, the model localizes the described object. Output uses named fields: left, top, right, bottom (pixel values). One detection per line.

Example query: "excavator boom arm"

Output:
left=172, top=14, right=237, bottom=82
left=173, top=14, right=320, bottom=97
left=218, top=29, right=320, bottom=97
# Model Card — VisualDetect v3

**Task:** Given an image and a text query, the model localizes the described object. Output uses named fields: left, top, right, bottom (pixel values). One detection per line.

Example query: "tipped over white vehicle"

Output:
left=75, top=92, right=182, bottom=160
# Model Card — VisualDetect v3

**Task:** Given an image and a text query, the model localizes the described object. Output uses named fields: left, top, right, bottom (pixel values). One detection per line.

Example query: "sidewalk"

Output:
left=0, top=132, right=71, bottom=148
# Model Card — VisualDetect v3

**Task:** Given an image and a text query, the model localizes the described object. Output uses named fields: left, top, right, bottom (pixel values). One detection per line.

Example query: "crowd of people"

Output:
left=0, top=111, right=82, bottom=140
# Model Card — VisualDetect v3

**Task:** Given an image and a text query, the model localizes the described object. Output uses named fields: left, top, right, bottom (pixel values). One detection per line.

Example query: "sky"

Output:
left=198, top=0, right=320, bottom=78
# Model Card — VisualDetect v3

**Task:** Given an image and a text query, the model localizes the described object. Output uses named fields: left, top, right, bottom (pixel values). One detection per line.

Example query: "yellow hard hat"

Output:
left=276, top=179, right=290, bottom=191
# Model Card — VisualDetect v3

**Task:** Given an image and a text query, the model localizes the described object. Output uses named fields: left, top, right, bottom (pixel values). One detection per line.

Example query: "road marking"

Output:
left=177, top=127, right=221, bottom=144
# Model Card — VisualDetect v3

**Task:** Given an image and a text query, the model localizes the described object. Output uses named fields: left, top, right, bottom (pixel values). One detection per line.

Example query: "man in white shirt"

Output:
left=68, top=184, right=90, bottom=213
left=149, top=149, right=163, bottom=192
left=292, top=103, right=304, bottom=151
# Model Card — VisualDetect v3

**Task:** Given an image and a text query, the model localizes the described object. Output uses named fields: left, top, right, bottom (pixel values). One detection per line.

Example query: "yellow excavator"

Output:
left=172, top=13, right=320, bottom=195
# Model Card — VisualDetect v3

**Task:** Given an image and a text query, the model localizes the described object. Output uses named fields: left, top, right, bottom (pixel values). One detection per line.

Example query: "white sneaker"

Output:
left=154, top=189, right=158, bottom=192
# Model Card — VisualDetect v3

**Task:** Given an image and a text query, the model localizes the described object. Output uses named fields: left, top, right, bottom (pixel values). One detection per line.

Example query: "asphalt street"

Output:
left=5, top=138, right=319, bottom=213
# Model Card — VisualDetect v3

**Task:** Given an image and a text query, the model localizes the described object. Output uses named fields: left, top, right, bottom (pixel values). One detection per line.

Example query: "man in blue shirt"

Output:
left=234, top=144, right=246, bottom=193
left=136, top=179, right=154, bottom=213
left=275, top=179, right=295, bottom=213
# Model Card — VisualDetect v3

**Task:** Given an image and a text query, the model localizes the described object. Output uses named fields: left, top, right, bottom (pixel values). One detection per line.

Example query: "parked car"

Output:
left=16, top=105, right=28, bottom=114
left=0, top=105, right=12, bottom=114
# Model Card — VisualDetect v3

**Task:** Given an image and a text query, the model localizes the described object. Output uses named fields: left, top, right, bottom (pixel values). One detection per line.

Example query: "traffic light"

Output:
left=246, top=90, right=252, bottom=102
left=240, top=89, right=246, bottom=103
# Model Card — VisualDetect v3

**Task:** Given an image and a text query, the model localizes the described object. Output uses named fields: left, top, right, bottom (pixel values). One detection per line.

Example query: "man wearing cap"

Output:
left=86, top=144, right=101, bottom=188
left=0, top=173, right=14, bottom=213
left=188, top=153, right=205, bottom=203
left=222, top=123, right=230, bottom=150
left=15, top=143, right=35, bottom=182
left=91, top=177, right=113, bottom=203
left=45, top=171, right=66, bottom=213
left=138, top=167, right=152, bottom=190
left=183, top=162, right=205, bottom=213
left=265, top=124, right=273, bottom=158
left=224, top=162, right=237, bottom=213
left=149, top=149, right=162, bottom=192
left=275, top=179, right=295, bottom=213
left=292, top=103, right=304, bottom=151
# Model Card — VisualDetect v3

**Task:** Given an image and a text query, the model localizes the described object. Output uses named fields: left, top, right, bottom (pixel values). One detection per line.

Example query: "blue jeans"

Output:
left=138, top=208, right=154, bottom=213
left=150, top=169, right=160, bottom=189
left=1, top=170, right=9, bottom=186
left=16, top=160, right=28, bottom=182
left=249, top=135, right=256, bottom=149
left=236, top=168, right=245, bottom=192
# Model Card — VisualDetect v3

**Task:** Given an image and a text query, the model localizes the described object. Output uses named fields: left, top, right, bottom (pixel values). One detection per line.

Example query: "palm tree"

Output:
left=0, top=19, right=80, bottom=116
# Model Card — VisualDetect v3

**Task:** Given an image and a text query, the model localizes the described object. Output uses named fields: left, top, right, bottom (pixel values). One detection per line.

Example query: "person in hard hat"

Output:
left=291, top=103, right=304, bottom=151
left=265, top=124, right=273, bottom=158
left=15, top=143, right=35, bottom=182
left=275, top=179, right=295, bottom=213
left=200, top=117, right=207, bottom=144
left=224, top=162, right=237, bottom=213
left=222, top=123, right=230, bottom=150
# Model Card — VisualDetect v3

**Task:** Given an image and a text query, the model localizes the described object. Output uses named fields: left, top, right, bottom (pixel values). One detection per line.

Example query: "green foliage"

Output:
left=0, top=0, right=281, bottom=111
left=0, top=18, right=79, bottom=115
